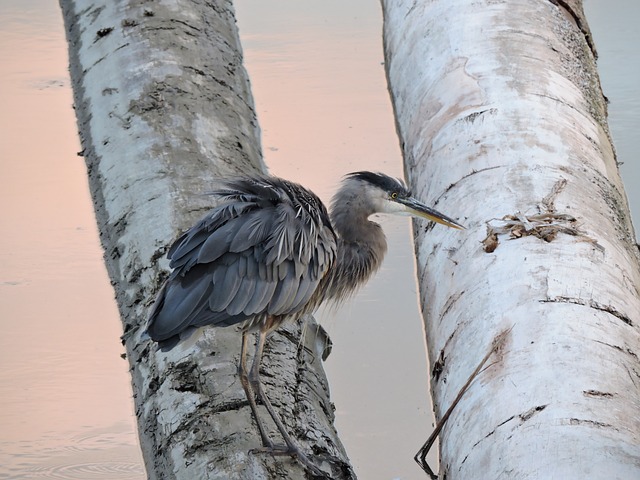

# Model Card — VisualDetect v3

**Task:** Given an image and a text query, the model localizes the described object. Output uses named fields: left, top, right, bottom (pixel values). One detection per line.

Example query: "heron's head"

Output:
left=339, top=171, right=465, bottom=229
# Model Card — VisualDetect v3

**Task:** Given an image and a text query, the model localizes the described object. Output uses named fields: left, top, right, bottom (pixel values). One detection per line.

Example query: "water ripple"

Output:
left=0, top=426, right=145, bottom=480
left=13, top=461, right=144, bottom=480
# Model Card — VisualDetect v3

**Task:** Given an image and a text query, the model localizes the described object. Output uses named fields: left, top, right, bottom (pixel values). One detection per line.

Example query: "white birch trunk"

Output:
left=59, top=1, right=353, bottom=478
left=382, top=0, right=640, bottom=478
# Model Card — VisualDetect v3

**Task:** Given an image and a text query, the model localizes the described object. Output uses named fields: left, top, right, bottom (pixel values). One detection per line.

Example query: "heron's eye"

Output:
left=391, top=192, right=398, bottom=199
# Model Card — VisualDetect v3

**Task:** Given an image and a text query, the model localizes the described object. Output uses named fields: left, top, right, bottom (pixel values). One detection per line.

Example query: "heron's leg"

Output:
left=248, top=328, right=294, bottom=447
left=239, top=330, right=274, bottom=448
left=249, top=328, right=327, bottom=477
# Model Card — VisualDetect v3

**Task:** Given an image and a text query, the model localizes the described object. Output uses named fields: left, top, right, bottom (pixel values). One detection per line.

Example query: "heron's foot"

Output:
left=255, top=431, right=277, bottom=450
left=250, top=445, right=330, bottom=478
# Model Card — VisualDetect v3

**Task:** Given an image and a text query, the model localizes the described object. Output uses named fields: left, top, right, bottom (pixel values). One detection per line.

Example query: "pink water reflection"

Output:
left=0, top=2, right=144, bottom=478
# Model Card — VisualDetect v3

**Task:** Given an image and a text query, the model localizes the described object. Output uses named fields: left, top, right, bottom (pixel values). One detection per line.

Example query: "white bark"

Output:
left=59, top=1, right=353, bottom=478
left=383, top=0, right=640, bottom=478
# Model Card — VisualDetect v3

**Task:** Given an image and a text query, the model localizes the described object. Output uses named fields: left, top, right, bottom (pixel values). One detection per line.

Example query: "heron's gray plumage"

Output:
left=145, top=171, right=464, bottom=474
left=148, top=172, right=465, bottom=344
left=147, top=176, right=337, bottom=342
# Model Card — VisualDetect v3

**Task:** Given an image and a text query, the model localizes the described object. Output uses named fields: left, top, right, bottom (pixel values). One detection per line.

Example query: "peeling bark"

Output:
left=59, top=1, right=353, bottom=478
left=382, top=0, right=640, bottom=478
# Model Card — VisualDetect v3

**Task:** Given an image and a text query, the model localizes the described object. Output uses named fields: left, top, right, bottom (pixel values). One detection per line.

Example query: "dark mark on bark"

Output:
left=443, top=165, right=504, bottom=195
left=458, top=108, right=498, bottom=124
left=519, top=404, right=547, bottom=422
left=569, top=418, right=614, bottom=429
left=441, top=291, right=465, bottom=321
left=95, top=27, right=114, bottom=40
left=583, top=390, right=615, bottom=398
left=541, top=296, right=633, bottom=327
left=432, top=350, right=446, bottom=382
left=593, top=340, right=638, bottom=360
left=471, top=404, right=547, bottom=450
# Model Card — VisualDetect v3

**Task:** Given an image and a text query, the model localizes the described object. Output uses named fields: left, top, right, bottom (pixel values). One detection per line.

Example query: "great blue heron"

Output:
left=147, top=171, right=464, bottom=476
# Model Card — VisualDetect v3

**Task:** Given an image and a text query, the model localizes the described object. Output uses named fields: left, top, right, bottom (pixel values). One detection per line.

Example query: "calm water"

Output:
left=0, top=1, right=637, bottom=479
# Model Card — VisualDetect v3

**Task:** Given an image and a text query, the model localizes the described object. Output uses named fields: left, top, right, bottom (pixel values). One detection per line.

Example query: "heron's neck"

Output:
left=327, top=202, right=387, bottom=301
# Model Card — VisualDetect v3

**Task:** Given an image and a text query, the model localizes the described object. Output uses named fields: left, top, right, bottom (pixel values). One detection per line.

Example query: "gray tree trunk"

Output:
left=59, top=1, right=353, bottom=478
left=383, top=0, right=640, bottom=478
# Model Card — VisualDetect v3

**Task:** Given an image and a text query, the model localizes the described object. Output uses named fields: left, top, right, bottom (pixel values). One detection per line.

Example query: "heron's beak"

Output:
left=398, top=197, right=465, bottom=229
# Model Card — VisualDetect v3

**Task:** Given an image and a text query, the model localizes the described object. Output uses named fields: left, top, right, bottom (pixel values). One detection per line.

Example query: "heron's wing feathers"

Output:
left=147, top=177, right=337, bottom=342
